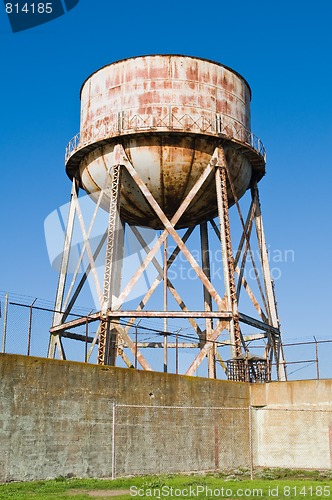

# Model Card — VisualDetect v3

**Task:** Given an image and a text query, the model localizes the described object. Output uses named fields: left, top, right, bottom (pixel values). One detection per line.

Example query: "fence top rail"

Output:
left=114, top=404, right=250, bottom=410
left=255, top=338, right=332, bottom=348
left=108, top=404, right=332, bottom=412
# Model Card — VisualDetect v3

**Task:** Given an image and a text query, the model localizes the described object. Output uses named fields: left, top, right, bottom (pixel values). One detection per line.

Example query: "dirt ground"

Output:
left=68, top=490, right=131, bottom=498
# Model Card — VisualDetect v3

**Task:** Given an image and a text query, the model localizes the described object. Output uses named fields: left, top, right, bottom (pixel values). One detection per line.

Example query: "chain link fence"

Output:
left=2, top=396, right=331, bottom=481
left=91, top=404, right=332, bottom=478
left=251, top=407, right=332, bottom=471
left=0, top=292, right=96, bottom=362
left=1, top=291, right=332, bottom=380
left=113, top=405, right=250, bottom=478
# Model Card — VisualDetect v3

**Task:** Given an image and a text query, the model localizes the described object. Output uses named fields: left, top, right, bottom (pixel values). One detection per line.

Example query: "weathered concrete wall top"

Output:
left=0, top=353, right=249, bottom=408
left=250, top=379, right=332, bottom=407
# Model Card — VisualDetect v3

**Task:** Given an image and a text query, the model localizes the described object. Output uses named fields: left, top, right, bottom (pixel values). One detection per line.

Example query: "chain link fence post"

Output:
left=27, top=298, right=37, bottom=356
left=249, top=405, right=254, bottom=480
left=111, top=402, right=116, bottom=480
left=1, top=293, right=9, bottom=353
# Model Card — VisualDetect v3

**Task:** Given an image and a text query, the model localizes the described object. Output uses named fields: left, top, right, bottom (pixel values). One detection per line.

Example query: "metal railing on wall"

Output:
left=1, top=291, right=331, bottom=381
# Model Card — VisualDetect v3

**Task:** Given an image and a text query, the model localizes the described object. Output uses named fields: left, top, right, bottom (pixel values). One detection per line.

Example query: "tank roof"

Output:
left=79, top=54, right=252, bottom=100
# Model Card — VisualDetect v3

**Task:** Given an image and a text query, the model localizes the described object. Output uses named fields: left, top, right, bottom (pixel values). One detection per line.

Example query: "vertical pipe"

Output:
left=111, top=402, right=116, bottom=479
left=1, top=293, right=9, bottom=354
left=163, top=237, right=168, bottom=373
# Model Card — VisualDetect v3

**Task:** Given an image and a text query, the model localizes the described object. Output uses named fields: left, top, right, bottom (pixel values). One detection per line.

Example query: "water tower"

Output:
left=48, top=55, right=286, bottom=381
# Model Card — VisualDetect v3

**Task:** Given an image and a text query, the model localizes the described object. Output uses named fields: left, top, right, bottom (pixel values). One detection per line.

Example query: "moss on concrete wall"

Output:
left=0, top=354, right=250, bottom=481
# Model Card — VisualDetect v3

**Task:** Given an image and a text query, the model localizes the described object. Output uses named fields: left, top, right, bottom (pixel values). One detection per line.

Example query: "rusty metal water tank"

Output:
left=65, top=54, right=266, bottom=229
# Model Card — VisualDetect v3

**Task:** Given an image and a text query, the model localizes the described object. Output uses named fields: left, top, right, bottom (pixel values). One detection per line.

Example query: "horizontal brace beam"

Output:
left=50, top=311, right=233, bottom=333
left=51, top=312, right=277, bottom=336
left=60, top=331, right=95, bottom=343
left=137, top=342, right=199, bottom=348
left=239, top=313, right=280, bottom=335
left=58, top=330, right=267, bottom=350
left=218, top=333, right=267, bottom=346
left=243, top=333, right=267, bottom=341
left=107, top=311, right=233, bottom=319
left=50, top=313, right=99, bottom=333
left=59, top=333, right=199, bottom=349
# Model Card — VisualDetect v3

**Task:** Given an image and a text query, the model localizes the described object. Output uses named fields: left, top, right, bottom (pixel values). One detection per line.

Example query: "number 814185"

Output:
left=6, top=3, right=53, bottom=14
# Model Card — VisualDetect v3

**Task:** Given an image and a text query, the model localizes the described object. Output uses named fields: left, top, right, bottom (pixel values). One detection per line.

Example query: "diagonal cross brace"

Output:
left=117, top=145, right=225, bottom=310
left=131, top=226, right=205, bottom=340
left=117, top=227, right=196, bottom=337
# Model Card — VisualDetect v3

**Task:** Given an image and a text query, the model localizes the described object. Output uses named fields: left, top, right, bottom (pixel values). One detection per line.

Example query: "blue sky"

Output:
left=1, top=0, right=332, bottom=372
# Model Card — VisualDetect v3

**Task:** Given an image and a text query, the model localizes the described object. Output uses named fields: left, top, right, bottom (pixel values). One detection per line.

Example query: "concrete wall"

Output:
left=250, top=380, right=332, bottom=469
left=2, top=354, right=332, bottom=482
left=0, top=354, right=249, bottom=482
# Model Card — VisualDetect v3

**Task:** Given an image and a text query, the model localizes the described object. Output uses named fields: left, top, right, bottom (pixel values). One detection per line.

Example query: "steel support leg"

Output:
left=252, top=182, right=287, bottom=381
left=98, top=159, right=122, bottom=365
left=215, top=148, right=242, bottom=359
left=200, top=222, right=215, bottom=378
left=163, top=237, right=168, bottom=373
left=48, top=178, right=78, bottom=359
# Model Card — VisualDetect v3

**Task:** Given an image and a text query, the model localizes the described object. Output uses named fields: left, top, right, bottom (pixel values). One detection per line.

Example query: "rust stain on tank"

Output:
left=67, top=55, right=265, bottom=229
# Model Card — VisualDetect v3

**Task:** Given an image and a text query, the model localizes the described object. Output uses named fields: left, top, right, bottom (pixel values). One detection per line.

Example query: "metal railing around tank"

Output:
left=65, top=109, right=266, bottom=163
